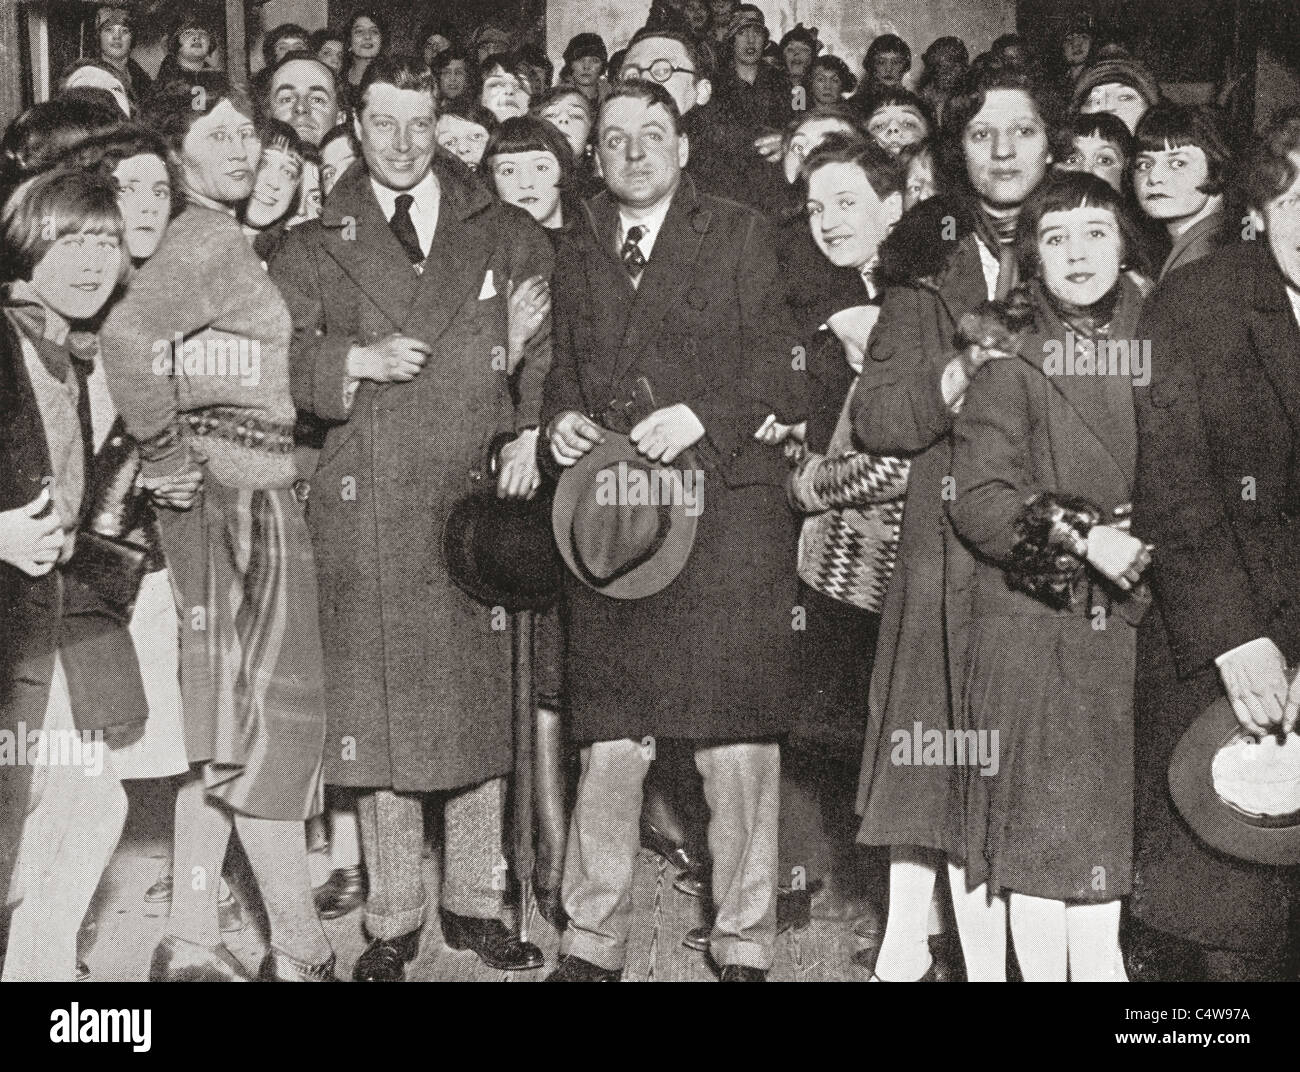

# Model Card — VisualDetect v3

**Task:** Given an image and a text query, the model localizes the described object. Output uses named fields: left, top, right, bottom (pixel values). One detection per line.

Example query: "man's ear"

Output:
left=678, top=130, right=690, bottom=169
left=695, top=77, right=712, bottom=109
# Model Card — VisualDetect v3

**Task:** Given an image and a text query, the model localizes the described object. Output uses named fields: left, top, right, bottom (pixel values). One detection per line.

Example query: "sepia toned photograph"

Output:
left=0, top=0, right=1296, bottom=1053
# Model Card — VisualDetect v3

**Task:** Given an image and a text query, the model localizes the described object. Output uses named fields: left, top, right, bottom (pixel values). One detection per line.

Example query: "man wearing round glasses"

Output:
left=620, top=28, right=777, bottom=210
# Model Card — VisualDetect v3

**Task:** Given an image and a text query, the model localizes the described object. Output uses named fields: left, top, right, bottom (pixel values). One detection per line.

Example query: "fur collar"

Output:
left=875, top=193, right=977, bottom=289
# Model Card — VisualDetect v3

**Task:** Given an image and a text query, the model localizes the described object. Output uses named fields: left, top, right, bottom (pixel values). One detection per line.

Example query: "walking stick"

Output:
left=512, top=609, right=536, bottom=943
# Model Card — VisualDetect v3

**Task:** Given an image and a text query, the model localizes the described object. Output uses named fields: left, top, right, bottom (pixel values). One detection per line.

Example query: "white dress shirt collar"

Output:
left=617, top=194, right=675, bottom=263
left=370, top=170, right=441, bottom=260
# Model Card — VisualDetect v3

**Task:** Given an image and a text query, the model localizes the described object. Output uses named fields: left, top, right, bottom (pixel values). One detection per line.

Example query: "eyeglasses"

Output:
left=620, top=59, right=696, bottom=84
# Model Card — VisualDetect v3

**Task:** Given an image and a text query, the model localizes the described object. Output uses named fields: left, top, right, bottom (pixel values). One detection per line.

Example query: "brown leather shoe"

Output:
left=353, top=930, right=420, bottom=982
left=149, top=935, right=252, bottom=982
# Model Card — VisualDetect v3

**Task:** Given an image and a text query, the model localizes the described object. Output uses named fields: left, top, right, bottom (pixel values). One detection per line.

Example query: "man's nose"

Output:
left=626, top=137, right=646, bottom=161
left=292, top=95, right=309, bottom=115
left=393, top=125, right=411, bottom=151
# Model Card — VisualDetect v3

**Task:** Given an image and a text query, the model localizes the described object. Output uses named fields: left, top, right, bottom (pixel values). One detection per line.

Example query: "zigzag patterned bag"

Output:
left=790, top=378, right=909, bottom=614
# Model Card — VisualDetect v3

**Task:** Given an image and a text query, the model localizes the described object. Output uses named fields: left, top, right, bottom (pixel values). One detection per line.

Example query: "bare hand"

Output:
left=497, top=429, right=541, bottom=500
left=629, top=403, right=705, bottom=464
left=347, top=333, right=431, bottom=383
left=753, top=132, right=783, bottom=162
left=141, top=461, right=204, bottom=511
left=507, top=276, right=550, bottom=372
left=1220, top=639, right=1290, bottom=737
left=548, top=411, right=605, bottom=466
left=0, top=488, right=63, bottom=576
left=754, top=414, right=806, bottom=445
left=1084, top=524, right=1151, bottom=590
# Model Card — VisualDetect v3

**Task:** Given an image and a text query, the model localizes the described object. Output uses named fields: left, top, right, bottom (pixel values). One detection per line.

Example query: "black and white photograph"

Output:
left=0, top=0, right=1296, bottom=1054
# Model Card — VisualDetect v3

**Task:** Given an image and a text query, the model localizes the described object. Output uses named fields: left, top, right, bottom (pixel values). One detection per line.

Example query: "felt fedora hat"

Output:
left=551, top=431, right=700, bottom=600
left=1168, top=695, right=1300, bottom=867
left=443, top=491, right=563, bottom=613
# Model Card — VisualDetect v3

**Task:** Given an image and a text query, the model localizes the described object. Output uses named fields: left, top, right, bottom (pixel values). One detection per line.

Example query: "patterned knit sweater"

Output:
left=99, top=204, right=297, bottom=490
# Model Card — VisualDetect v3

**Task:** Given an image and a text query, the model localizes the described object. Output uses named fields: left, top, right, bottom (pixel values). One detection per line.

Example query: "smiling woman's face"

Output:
left=1037, top=205, right=1122, bottom=306
left=245, top=145, right=303, bottom=229
left=32, top=229, right=123, bottom=320
left=181, top=99, right=261, bottom=205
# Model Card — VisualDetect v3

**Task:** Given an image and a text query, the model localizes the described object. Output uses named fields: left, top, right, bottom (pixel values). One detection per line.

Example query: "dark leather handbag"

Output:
left=65, top=417, right=155, bottom=620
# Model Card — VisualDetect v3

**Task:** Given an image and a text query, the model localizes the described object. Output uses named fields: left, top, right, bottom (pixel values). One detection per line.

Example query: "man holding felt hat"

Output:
left=541, top=79, right=806, bottom=982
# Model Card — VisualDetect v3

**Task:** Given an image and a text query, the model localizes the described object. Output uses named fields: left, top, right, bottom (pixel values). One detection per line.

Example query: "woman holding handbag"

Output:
left=0, top=167, right=143, bottom=981
left=778, top=134, right=910, bottom=928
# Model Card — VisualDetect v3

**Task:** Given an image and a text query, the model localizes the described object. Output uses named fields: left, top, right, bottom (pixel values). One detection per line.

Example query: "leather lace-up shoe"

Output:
left=353, top=930, right=420, bottom=982
left=545, top=954, right=620, bottom=981
left=313, top=866, right=366, bottom=921
left=719, top=965, right=767, bottom=981
left=440, top=911, right=544, bottom=971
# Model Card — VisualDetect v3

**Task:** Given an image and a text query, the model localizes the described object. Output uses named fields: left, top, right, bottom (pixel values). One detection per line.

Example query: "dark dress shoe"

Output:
left=353, top=931, right=420, bottom=982
left=641, top=822, right=709, bottom=899
left=545, top=954, right=620, bottom=982
left=440, top=911, right=544, bottom=971
left=259, top=949, right=340, bottom=981
left=149, top=935, right=252, bottom=981
left=683, top=925, right=710, bottom=952
left=313, top=865, right=366, bottom=921
left=719, top=965, right=766, bottom=981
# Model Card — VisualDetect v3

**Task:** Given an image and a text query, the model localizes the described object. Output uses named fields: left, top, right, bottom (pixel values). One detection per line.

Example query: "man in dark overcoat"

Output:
left=540, top=80, right=806, bottom=982
left=270, top=55, right=552, bottom=980
left=1131, top=107, right=1300, bottom=980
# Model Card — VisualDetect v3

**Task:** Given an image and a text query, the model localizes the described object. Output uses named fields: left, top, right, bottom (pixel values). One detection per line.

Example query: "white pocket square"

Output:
left=478, top=270, right=497, bottom=299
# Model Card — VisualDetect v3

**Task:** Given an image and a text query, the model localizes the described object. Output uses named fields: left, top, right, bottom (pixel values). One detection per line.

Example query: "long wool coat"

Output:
left=270, top=154, right=553, bottom=792
left=539, top=175, right=807, bottom=743
left=850, top=196, right=986, bottom=855
left=1132, top=240, right=1300, bottom=952
left=948, top=278, right=1145, bottom=901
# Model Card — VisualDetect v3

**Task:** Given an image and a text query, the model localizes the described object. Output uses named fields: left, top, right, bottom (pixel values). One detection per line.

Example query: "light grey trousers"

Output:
left=560, top=738, right=781, bottom=971
left=356, top=776, right=507, bottom=940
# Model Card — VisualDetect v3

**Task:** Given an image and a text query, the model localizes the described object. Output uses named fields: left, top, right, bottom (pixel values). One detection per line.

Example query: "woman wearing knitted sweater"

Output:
left=100, top=73, right=333, bottom=982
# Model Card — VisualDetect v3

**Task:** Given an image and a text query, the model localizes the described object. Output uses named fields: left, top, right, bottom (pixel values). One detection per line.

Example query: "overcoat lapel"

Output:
left=1020, top=278, right=1141, bottom=486
left=319, top=163, right=419, bottom=330
left=1247, top=251, right=1300, bottom=432
left=611, top=177, right=711, bottom=385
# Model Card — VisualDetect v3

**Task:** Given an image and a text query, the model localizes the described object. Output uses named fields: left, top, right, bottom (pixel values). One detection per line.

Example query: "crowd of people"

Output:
left=0, top=0, right=1297, bottom=984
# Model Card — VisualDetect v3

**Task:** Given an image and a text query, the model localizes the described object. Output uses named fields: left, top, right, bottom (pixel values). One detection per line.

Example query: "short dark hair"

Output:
left=309, top=28, right=345, bottom=54
left=1, top=167, right=127, bottom=285
left=899, top=137, right=950, bottom=198
left=809, top=54, right=855, bottom=95
left=479, top=50, right=536, bottom=91
left=865, top=33, right=911, bottom=70
left=53, top=123, right=182, bottom=222
left=1133, top=102, right=1232, bottom=196
left=262, top=52, right=338, bottom=107
left=598, top=79, right=683, bottom=136
left=1015, top=169, right=1148, bottom=278
left=1052, top=109, right=1134, bottom=165
left=484, top=116, right=577, bottom=189
left=860, top=86, right=935, bottom=133
left=320, top=121, right=360, bottom=158
left=357, top=54, right=437, bottom=115
left=1242, top=106, right=1300, bottom=213
left=626, top=27, right=705, bottom=83
left=939, top=63, right=1061, bottom=192
left=800, top=131, right=904, bottom=200
left=263, top=23, right=310, bottom=69
left=438, top=98, right=499, bottom=135
left=257, top=117, right=309, bottom=164
left=781, top=105, right=863, bottom=155
left=140, top=72, right=256, bottom=157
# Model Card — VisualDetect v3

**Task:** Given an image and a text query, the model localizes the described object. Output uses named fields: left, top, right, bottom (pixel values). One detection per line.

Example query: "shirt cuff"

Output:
left=1215, top=636, right=1276, bottom=667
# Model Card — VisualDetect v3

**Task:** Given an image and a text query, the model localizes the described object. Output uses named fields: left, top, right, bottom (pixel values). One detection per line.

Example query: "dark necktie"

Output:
left=390, top=193, right=423, bottom=265
left=621, top=225, right=647, bottom=280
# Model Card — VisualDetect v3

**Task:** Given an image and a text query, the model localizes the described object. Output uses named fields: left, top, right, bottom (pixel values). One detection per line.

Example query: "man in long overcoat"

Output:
left=1130, top=107, right=1300, bottom=980
left=270, top=55, right=552, bottom=980
left=540, top=80, right=806, bottom=981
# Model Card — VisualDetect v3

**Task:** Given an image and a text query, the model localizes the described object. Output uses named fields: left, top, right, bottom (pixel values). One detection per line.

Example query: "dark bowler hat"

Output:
left=551, top=432, right=699, bottom=600
left=1168, top=696, right=1300, bottom=866
left=443, top=491, right=563, bottom=613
